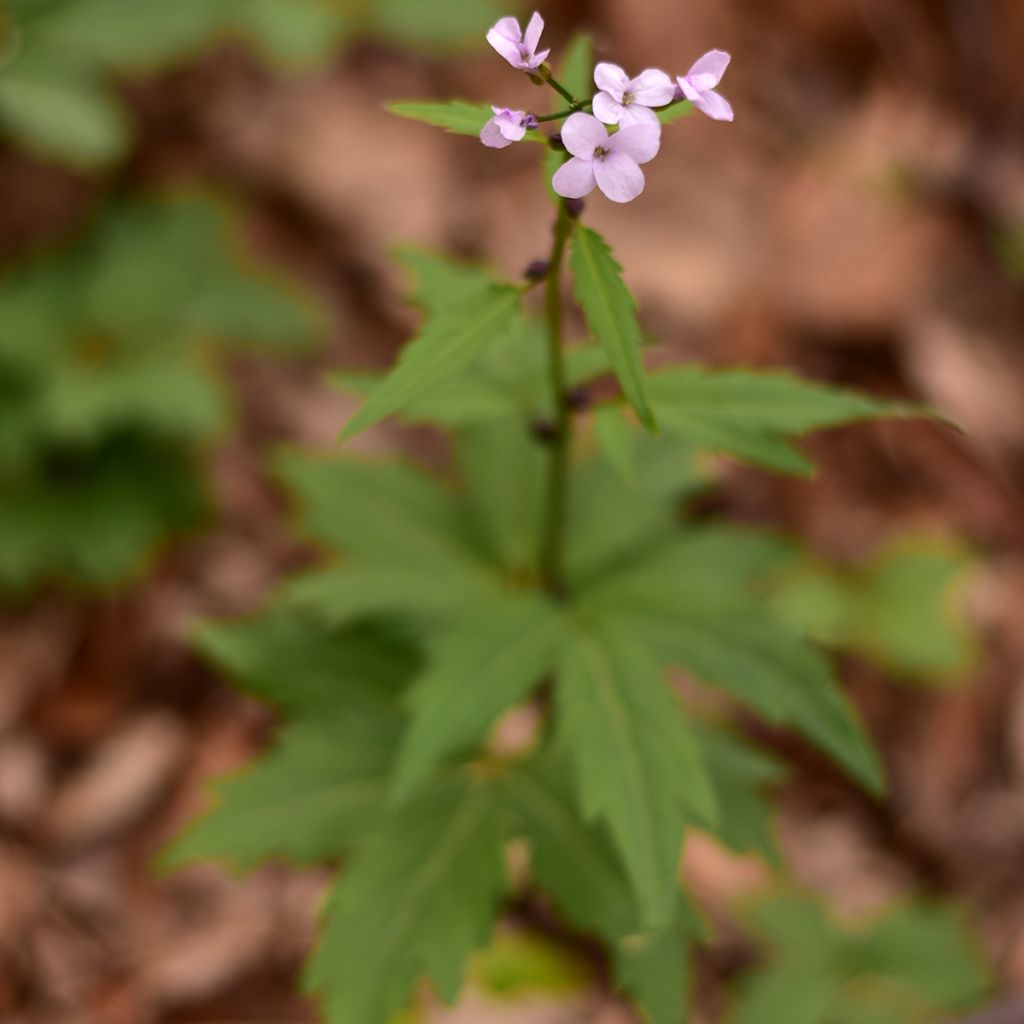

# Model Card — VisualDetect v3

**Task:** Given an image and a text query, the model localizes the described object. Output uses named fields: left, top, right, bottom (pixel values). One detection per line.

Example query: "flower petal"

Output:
left=592, top=91, right=624, bottom=125
left=686, top=49, right=731, bottom=88
left=492, top=16, right=522, bottom=42
left=594, top=62, right=629, bottom=102
left=523, top=12, right=544, bottom=54
left=529, top=47, right=550, bottom=68
left=630, top=68, right=675, bottom=106
left=561, top=112, right=608, bottom=158
left=618, top=103, right=660, bottom=128
left=481, top=118, right=514, bottom=148
left=487, top=28, right=524, bottom=67
left=677, top=75, right=702, bottom=103
left=692, top=88, right=734, bottom=122
left=552, top=157, right=597, bottom=199
left=498, top=115, right=527, bottom=141
left=608, top=122, right=661, bottom=164
left=594, top=151, right=645, bottom=203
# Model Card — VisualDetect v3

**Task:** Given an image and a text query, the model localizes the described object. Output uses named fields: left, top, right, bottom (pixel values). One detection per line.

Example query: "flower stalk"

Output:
left=539, top=202, right=574, bottom=597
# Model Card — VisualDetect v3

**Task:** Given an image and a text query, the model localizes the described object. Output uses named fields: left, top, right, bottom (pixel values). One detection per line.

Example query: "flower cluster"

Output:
left=481, top=12, right=733, bottom=204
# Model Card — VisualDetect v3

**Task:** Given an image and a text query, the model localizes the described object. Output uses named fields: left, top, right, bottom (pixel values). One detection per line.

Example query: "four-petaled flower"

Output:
left=552, top=113, right=660, bottom=204
left=677, top=50, right=734, bottom=122
left=487, top=12, right=550, bottom=71
left=481, top=107, right=532, bottom=148
left=592, top=63, right=675, bottom=127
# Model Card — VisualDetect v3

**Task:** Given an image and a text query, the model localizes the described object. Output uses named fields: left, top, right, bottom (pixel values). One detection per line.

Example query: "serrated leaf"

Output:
left=306, top=774, right=506, bottom=1024
left=691, top=722, right=785, bottom=862
left=195, top=610, right=419, bottom=716
left=276, top=452, right=497, bottom=592
left=556, top=621, right=715, bottom=927
left=502, top=754, right=697, bottom=1024
left=593, top=404, right=636, bottom=480
left=570, top=226, right=656, bottom=431
left=457, top=418, right=547, bottom=572
left=580, top=558, right=884, bottom=794
left=392, top=593, right=567, bottom=799
left=396, top=247, right=503, bottom=313
left=340, top=285, right=521, bottom=439
left=648, top=367, right=918, bottom=475
left=159, top=705, right=399, bottom=872
left=388, top=100, right=498, bottom=137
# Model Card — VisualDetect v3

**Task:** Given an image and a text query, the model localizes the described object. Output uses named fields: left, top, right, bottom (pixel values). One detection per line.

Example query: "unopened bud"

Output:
left=523, top=113, right=539, bottom=130
left=549, top=133, right=565, bottom=152
left=565, top=387, right=590, bottom=411
left=530, top=418, right=557, bottom=444
left=524, top=259, right=549, bottom=281
left=564, top=197, right=585, bottom=218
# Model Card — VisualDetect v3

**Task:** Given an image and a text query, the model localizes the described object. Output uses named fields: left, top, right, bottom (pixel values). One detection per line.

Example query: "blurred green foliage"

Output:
left=0, top=0, right=511, bottom=166
left=0, top=196, right=322, bottom=593
left=732, top=895, right=990, bottom=1024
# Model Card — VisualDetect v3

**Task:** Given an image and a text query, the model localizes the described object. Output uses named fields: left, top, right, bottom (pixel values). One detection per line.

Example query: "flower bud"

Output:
left=564, top=197, right=585, bottom=218
left=549, top=133, right=566, bottom=152
left=530, top=418, right=557, bottom=444
left=565, top=387, right=590, bottom=411
left=524, top=259, right=550, bottom=281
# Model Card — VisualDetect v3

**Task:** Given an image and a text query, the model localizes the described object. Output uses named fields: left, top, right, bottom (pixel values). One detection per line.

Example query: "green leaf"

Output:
left=457, top=418, right=547, bottom=572
left=306, top=774, right=506, bottom=1024
left=502, top=754, right=696, bottom=1024
left=593, top=404, right=636, bottom=480
left=392, top=592, right=567, bottom=799
left=0, top=437, right=204, bottom=592
left=557, top=33, right=593, bottom=100
left=0, top=72, right=127, bottom=165
left=570, top=226, right=656, bottom=431
left=691, top=723, right=785, bottom=862
left=731, top=961, right=840, bottom=1024
left=195, top=610, right=419, bottom=716
left=648, top=367, right=918, bottom=475
left=159, top=705, right=399, bottom=872
left=658, top=101, right=694, bottom=125
left=580, top=558, right=884, bottom=794
left=556, top=621, right=715, bottom=927
left=340, top=284, right=521, bottom=439
left=389, top=100, right=500, bottom=138
left=396, top=247, right=503, bottom=313
left=276, top=453, right=497, bottom=592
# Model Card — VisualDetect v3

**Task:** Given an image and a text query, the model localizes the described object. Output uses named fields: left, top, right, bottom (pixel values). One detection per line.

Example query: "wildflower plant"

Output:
left=164, top=15, right=964, bottom=1024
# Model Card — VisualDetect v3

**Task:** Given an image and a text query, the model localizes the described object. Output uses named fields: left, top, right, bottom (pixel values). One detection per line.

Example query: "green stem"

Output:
left=539, top=204, right=574, bottom=597
left=534, top=101, right=591, bottom=123
left=545, top=74, right=576, bottom=105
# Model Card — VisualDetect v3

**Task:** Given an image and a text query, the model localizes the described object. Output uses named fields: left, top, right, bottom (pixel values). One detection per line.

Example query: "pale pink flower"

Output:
left=592, top=62, right=675, bottom=127
left=480, top=107, right=531, bottom=148
left=486, top=13, right=550, bottom=71
left=676, top=50, right=734, bottom=122
left=551, top=112, right=661, bottom=204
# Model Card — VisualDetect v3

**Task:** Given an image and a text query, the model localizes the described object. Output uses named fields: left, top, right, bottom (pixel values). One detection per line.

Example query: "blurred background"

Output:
left=1, top=0, right=1023, bottom=1021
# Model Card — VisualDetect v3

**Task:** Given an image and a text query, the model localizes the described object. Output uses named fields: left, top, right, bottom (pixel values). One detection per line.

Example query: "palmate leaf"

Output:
left=647, top=367, right=919, bottom=475
left=159, top=705, right=398, bottom=872
left=579, top=550, right=884, bottom=794
left=392, top=592, right=568, bottom=799
left=306, top=773, right=507, bottom=1024
left=340, top=284, right=522, bottom=439
left=556, top=620, right=715, bottom=928
left=501, top=754, right=698, bottom=1024
left=570, top=226, right=657, bottom=431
